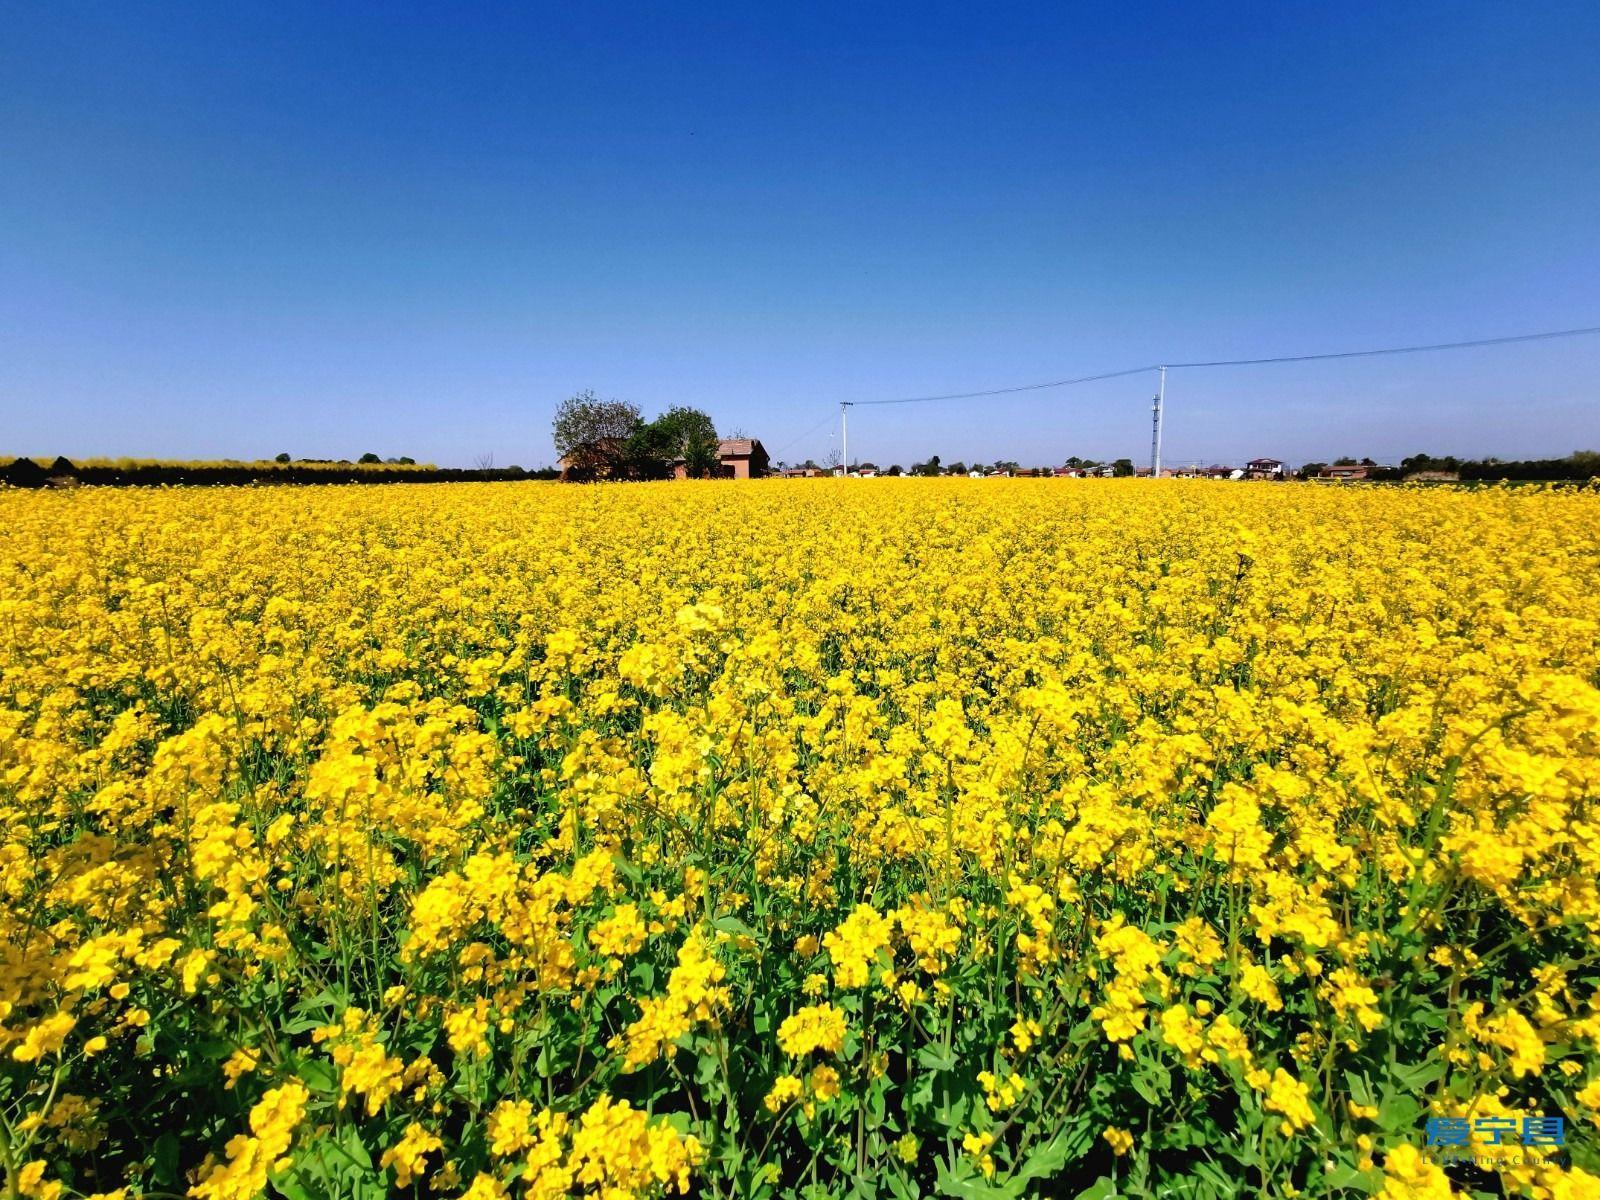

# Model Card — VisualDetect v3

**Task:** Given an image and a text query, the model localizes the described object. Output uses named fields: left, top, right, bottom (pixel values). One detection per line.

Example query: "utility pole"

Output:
left=841, top=401, right=851, bottom=476
left=1150, top=366, right=1166, bottom=477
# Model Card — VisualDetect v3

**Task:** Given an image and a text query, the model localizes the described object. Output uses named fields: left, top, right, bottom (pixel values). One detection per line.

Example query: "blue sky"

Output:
left=3, top=2, right=1597, bottom=468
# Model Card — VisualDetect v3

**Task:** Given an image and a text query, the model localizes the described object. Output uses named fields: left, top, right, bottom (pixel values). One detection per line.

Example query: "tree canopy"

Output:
left=631, top=406, right=719, bottom=478
left=554, top=393, right=724, bottom=479
left=553, top=391, right=644, bottom=460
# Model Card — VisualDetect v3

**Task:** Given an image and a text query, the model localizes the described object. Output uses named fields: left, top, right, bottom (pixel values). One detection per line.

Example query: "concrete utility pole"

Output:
left=841, top=401, right=851, bottom=475
left=1150, top=366, right=1166, bottom=477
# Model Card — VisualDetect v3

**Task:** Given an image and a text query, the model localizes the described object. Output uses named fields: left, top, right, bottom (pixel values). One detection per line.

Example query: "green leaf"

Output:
left=1012, top=1129, right=1073, bottom=1183
left=1191, top=1159, right=1241, bottom=1196
left=1073, top=1177, right=1118, bottom=1200
left=1392, top=1058, right=1446, bottom=1091
left=712, top=914, right=757, bottom=939
left=934, top=1158, right=1028, bottom=1200
left=1322, top=1162, right=1375, bottom=1190
left=1343, top=1070, right=1375, bottom=1107
left=1131, top=1065, right=1169, bottom=1105
left=1377, top=1090, right=1422, bottom=1135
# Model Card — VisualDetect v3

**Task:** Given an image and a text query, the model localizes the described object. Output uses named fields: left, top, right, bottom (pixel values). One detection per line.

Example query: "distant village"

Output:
left=758, top=447, right=1462, bottom=482
left=549, top=395, right=1596, bottom=485
left=556, top=436, right=1599, bottom=484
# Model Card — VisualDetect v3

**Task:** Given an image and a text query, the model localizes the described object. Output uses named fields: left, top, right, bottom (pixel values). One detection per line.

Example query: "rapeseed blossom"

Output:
left=1, top=478, right=1598, bottom=1197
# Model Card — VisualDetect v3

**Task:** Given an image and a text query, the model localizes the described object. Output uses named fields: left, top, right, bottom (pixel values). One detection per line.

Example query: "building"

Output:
left=670, top=437, right=772, bottom=479
left=1245, top=457, right=1284, bottom=479
left=716, top=438, right=768, bottom=479
left=1320, top=464, right=1373, bottom=481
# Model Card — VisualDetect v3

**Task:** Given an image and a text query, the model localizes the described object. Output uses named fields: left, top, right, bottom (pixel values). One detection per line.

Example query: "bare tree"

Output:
left=474, top=452, right=496, bottom=470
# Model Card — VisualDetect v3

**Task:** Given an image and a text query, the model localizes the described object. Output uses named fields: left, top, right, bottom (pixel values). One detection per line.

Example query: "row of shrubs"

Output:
left=1, top=457, right=562, bottom=488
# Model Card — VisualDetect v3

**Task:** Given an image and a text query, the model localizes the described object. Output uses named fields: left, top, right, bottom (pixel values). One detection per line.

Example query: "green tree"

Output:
left=635, top=406, right=720, bottom=478
left=1112, top=458, right=1135, bottom=477
left=359, top=452, right=381, bottom=464
left=274, top=452, right=291, bottom=464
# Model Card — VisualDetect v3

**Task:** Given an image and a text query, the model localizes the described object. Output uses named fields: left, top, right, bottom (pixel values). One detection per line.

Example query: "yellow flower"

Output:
left=458, top=1173, right=508, bottom=1200
left=11, top=1012, right=76, bottom=1062
left=808, top=1064, right=842, bottom=1103
left=961, top=1131, right=996, bottom=1179
left=776, top=1003, right=848, bottom=1057
left=223, top=1047, right=260, bottom=1087
left=190, top=1081, right=308, bottom=1200
left=1103, top=1127, right=1134, bottom=1157
left=1264, top=1069, right=1316, bottom=1135
left=822, top=905, right=892, bottom=989
left=443, top=999, right=492, bottom=1057
left=380, top=1122, right=443, bottom=1189
left=589, top=903, right=648, bottom=958
left=17, top=1161, right=62, bottom=1200
left=1378, top=1144, right=1453, bottom=1200
left=763, top=1074, right=804, bottom=1113
left=488, top=1099, right=534, bottom=1155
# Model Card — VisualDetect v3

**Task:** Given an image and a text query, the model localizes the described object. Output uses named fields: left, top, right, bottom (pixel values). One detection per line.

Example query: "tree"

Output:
left=947, top=461, right=967, bottom=476
left=359, top=452, right=381, bottom=464
left=1297, top=462, right=1327, bottom=480
left=274, top=452, right=291, bottom=464
left=553, top=391, right=644, bottom=476
left=886, top=464, right=903, bottom=476
left=1112, top=458, right=1135, bottom=477
left=634, top=406, right=719, bottom=478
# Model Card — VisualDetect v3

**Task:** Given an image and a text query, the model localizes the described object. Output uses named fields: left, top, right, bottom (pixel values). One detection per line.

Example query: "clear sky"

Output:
left=4, top=2, right=1597, bottom=469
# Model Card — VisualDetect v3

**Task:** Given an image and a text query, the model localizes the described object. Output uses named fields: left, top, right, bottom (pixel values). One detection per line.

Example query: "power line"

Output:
left=848, top=365, right=1156, bottom=407
left=845, top=323, right=1600, bottom=408
left=770, top=409, right=838, bottom=459
left=1165, top=324, right=1600, bottom=369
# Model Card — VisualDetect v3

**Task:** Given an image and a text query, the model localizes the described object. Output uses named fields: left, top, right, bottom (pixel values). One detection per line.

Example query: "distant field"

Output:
left=2, top=480, right=1598, bottom=1199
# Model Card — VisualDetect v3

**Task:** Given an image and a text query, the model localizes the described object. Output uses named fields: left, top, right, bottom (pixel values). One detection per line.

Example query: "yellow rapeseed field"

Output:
left=2, top=479, right=1599, bottom=1200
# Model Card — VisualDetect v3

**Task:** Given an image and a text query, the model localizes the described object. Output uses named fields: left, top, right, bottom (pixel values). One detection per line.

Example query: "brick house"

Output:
left=1320, top=464, right=1372, bottom=481
left=714, top=438, right=769, bottom=479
